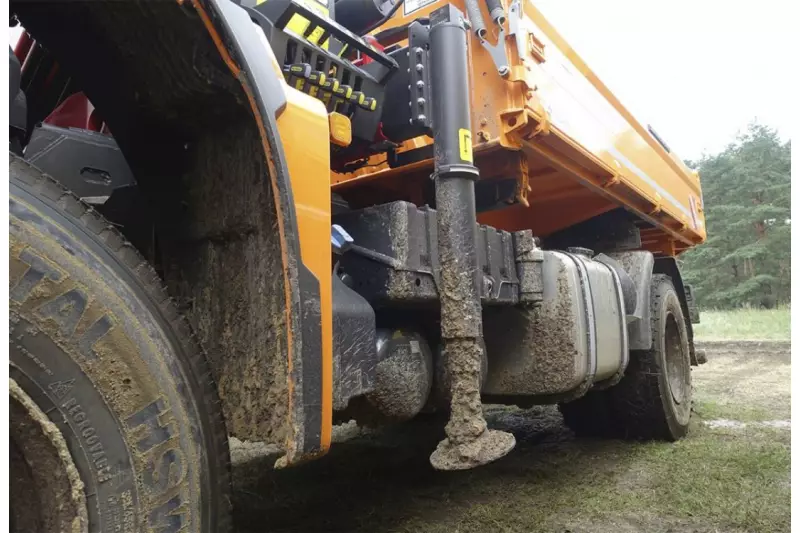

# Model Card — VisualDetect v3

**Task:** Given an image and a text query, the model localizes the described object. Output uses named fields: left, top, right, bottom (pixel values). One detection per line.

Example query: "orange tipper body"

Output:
left=332, top=0, right=705, bottom=257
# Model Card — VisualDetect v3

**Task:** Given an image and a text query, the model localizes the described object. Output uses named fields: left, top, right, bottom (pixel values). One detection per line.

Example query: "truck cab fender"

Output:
left=12, top=0, right=331, bottom=465
left=202, top=0, right=331, bottom=465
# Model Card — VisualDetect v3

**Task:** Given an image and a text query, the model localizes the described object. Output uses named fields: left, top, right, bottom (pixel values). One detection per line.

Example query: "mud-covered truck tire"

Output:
left=611, top=274, right=692, bottom=440
left=9, top=155, right=231, bottom=532
left=560, top=274, right=692, bottom=441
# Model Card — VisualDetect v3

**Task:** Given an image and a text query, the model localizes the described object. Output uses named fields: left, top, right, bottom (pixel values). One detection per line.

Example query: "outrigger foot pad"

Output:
left=430, top=428, right=516, bottom=471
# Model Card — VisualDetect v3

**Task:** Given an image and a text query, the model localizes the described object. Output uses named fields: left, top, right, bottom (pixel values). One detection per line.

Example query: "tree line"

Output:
left=680, top=123, right=790, bottom=309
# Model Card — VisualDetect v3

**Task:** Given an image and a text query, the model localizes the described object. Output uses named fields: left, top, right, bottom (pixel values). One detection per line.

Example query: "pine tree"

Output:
left=680, top=123, right=790, bottom=308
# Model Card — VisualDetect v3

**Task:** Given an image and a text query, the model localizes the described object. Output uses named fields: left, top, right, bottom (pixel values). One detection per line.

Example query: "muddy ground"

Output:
left=231, top=341, right=791, bottom=533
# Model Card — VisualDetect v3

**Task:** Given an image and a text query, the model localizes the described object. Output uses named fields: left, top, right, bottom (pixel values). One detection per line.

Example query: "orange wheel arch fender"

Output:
left=12, top=0, right=331, bottom=465
left=193, top=0, right=330, bottom=465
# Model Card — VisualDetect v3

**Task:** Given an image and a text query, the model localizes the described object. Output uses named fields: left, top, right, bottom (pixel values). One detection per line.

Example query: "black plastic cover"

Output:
left=334, top=201, right=519, bottom=306
left=332, top=272, right=377, bottom=410
left=24, top=123, right=136, bottom=200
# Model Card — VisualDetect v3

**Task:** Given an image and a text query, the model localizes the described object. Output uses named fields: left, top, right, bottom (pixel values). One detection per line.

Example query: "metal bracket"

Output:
left=407, top=22, right=432, bottom=129
left=507, top=0, right=525, bottom=60
left=478, top=27, right=509, bottom=77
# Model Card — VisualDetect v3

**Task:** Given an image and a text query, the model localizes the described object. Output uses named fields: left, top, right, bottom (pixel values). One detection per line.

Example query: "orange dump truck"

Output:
left=9, top=0, right=704, bottom=529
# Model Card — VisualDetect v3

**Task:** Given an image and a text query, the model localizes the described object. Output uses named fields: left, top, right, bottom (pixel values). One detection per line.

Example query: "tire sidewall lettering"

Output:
left=10, top=193, right=199, bottom=532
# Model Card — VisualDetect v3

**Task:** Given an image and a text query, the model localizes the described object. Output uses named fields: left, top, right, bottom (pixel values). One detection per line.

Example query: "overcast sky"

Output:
left=9, top=1, right=793, bottom=160
left=533, top=0, right=793, bottom=160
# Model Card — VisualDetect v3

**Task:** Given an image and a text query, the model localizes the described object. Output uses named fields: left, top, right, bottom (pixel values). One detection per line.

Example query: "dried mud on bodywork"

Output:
left=159, top=123, right=291, bottom=447
left=483, top=262, right=582, bottom=396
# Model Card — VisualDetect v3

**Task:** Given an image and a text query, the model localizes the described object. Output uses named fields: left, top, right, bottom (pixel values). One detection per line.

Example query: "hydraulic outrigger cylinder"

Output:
left=427, top=4, right=516, bottom=470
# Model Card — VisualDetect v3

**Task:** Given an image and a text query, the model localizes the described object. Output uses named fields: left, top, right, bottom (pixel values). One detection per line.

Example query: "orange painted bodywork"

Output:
left=193, top=0, right=333, bottom=459
left=275, top=89, right=334, bottom=453
left=333, top=0, right=706, bottom=256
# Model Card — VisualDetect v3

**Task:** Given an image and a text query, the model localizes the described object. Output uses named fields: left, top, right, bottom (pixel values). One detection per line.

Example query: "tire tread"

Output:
left=609, top=274, right=687, bottom=441
left=10, top=154, right=232, bottom=532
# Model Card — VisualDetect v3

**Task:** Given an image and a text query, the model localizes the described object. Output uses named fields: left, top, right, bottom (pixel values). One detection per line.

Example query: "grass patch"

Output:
left=693, top=399, right=774, bottom=422
left=627, top=427, right=790, bottom=532
left=234, top=345, right=791, bottom=533
left=694, top=306, right=790, bottom=341
left=377, top=425, right=791, bottom=533
left=411, top=429, right=789, bottom=533
left=236, top=411, right=791, bottom=533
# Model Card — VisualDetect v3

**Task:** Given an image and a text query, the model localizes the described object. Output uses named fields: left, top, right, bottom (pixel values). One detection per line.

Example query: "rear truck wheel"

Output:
left=609, top=274, right=693, bottom=440
left=559, top=274, right=692, bottom=441
left=9, top=155, right=231, bottom=532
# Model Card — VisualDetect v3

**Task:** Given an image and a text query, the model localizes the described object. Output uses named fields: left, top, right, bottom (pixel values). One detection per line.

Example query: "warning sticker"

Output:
left=260, top=0, right=330, bottom=48
left=458, top=128, right=473, bottom=163
left=404, top=0, right=437, bottom=17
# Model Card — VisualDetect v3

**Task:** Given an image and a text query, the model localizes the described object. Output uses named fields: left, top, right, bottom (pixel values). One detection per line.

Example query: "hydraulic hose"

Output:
left=463, top=0, right=487, bottom=39
left=485, top=0, right=506, bottom=25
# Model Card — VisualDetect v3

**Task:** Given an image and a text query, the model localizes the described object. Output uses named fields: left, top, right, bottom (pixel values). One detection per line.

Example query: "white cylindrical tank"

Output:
left=482, top=250, right=629, bottom=397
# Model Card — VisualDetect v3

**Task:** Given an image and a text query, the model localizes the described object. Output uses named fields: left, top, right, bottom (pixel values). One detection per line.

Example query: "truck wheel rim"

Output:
left=664, top=313, right=690, bottom=406
left=10, top=378, right=88, bottom=533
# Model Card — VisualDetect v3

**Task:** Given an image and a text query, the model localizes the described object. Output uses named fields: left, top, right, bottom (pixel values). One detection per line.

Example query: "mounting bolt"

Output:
left=416, top=63, right=424, bottom=72
left=498, top=66, right=510, bottom=77
left=417, top=114, right=427, bottom=122
left=417, top=97, right=426, bottom=106
left=416, top=80, right=425, bottom=89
